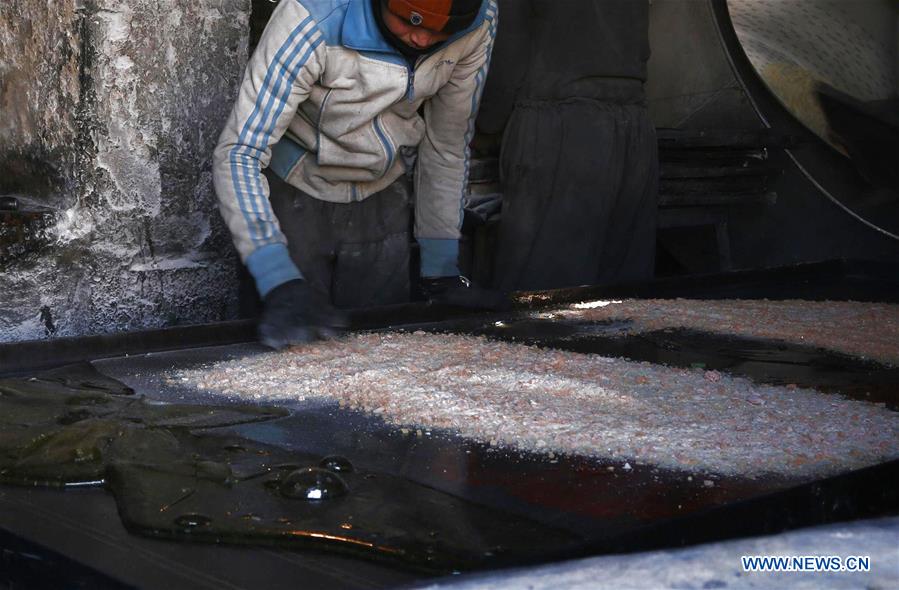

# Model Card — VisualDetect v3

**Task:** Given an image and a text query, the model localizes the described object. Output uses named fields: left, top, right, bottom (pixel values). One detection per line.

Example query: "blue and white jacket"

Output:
left=213, top=0, right=498, bottom=296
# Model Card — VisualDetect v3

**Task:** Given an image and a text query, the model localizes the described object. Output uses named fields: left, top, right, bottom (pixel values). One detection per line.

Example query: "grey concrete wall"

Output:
left=0, top=0, right=82, bottom=207
left=0, top=0, right=251, bottom=342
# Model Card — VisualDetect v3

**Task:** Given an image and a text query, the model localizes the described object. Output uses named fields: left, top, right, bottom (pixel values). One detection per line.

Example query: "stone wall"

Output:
left=0, top=0, right=251, bottom=341
left=0, top=0, right=82, bottom=207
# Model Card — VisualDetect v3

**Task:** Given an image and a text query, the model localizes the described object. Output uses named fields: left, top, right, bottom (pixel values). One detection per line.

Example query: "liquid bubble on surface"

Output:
left=280, top=467, right=349, bottom=501
left=319, top=455, right=354, bottom=473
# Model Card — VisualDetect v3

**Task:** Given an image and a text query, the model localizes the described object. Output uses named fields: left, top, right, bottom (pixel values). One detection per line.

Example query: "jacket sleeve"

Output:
left=415, top=1, right=498, bottom=278
left=212, top=0, right=326, bottom=297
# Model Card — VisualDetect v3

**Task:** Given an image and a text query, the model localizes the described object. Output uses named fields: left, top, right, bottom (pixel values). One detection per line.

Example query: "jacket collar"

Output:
left=341, top=0, right=490, bottom=54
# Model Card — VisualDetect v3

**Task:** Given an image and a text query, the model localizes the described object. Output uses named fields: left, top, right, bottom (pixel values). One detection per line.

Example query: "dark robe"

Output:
left=480, top=0, right=659, bottom=291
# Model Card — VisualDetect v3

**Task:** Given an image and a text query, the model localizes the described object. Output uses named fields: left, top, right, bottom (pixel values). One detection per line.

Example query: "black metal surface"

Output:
left=549, top=458, right=899, bottom=561
left=0, top=485, right=414, bottom=590
left=0, top=320, right=257, bottom=377
left=0, top=524, right=128, bottom=590
left=512, top=259, right=899, bottom=306
left=0, top=308, right=486, bottom=378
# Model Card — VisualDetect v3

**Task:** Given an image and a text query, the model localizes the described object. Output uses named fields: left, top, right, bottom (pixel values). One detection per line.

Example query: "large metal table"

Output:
left=1, top=261, right=897, bottom=589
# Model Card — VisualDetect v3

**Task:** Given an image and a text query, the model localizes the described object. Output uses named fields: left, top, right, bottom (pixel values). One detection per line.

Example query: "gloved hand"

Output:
left=420, top=276, right=510, bottom=311
left=258, top=279, right=349, bottom=349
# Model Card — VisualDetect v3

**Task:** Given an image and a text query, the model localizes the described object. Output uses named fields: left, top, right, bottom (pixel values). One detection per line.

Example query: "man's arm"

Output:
left=415, top=1, right=498, bottom=278
left=213, top=0, right=326, bottom=297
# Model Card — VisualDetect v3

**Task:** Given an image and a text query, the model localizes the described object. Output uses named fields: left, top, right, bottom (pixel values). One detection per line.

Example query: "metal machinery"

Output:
left=645, top=0, right=898, bottom=274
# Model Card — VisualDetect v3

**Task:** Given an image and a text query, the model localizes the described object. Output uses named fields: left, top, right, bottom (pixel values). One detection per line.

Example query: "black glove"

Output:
left=420, top=276, right=510, bottom=311
left=258, top=279, right=349, bottom=349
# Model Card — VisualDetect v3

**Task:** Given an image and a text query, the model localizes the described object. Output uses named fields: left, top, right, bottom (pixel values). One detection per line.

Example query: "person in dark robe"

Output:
left=479, top=0, right=658, bottom=292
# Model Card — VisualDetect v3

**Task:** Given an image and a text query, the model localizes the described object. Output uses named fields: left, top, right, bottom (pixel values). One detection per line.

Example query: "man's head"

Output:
left=380, top=0, right=482, bottom=50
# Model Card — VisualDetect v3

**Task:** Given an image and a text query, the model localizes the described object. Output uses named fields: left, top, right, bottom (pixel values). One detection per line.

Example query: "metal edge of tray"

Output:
left=3, top=259, right=897, bottom=376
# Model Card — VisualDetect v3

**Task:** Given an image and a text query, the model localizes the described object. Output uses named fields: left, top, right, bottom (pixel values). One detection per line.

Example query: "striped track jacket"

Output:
left=213, top=0, right=498, bottom=296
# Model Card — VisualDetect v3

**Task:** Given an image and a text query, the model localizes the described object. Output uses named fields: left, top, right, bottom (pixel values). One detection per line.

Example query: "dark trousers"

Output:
left=492, top=98, right=659, bottom=292
left=265, top=170, right=412, bottom=309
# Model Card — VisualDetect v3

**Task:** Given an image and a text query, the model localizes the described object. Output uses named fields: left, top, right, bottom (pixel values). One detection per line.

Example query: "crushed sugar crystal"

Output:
left=173, top=332, right=899, bottom=478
